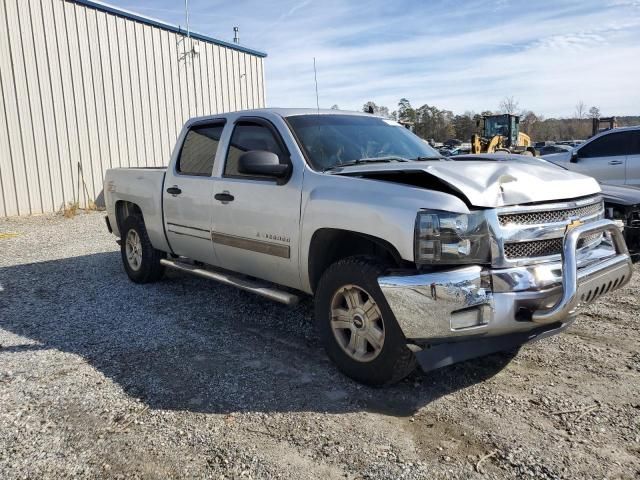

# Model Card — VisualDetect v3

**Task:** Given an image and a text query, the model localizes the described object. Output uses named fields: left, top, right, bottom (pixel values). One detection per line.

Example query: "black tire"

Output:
left=314, top=256, right=416, bottom=386
left=120, top=215, right=165, bottom=284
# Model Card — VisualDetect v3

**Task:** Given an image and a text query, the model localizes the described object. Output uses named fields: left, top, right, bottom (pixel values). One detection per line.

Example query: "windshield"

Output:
left=286, top=114, right=441, bottom=171
left=484, top=116, right=509, bottom=137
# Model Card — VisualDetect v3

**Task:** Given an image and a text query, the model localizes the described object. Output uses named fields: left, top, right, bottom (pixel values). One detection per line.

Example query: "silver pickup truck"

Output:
left=104, top=109, right=633, bottom=386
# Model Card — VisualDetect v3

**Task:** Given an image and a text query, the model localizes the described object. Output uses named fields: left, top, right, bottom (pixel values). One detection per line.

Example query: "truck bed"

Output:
left=104, top=167, right=169, bottom=251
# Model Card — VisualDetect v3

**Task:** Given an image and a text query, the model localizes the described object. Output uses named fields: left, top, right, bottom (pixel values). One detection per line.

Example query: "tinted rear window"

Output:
left=177, top=124, right=225, bottom=176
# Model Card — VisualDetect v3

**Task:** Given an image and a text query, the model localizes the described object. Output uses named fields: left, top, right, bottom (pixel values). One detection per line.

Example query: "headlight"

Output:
left=414, top=210, right=491, bottom=265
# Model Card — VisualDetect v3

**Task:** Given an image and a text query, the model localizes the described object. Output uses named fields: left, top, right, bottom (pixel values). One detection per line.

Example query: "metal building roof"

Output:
left=71, top=0, right=268, bottom=58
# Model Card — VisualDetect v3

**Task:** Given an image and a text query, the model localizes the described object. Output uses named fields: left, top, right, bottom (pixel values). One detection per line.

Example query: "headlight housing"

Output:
left=414, top=210, right=491, bottom=265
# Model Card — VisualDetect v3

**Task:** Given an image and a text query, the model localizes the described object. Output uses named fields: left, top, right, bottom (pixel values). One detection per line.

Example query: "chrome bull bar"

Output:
left=531, top=219, right=632, bottom=324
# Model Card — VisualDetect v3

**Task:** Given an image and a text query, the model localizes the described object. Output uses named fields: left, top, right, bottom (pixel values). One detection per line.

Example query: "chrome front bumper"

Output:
left=378, top=220, right=632, bottom=350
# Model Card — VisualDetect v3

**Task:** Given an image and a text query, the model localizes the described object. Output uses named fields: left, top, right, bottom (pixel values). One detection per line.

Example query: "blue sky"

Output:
left=109, top=0, right=640, bottom=117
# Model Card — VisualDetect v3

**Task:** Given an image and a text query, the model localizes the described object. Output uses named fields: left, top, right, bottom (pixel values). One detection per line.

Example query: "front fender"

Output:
left=298, top=172, right=469, bottom=292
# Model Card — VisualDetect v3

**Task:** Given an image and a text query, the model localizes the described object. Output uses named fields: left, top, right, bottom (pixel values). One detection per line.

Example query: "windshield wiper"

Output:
left=323, top=156, right=410, bottom=172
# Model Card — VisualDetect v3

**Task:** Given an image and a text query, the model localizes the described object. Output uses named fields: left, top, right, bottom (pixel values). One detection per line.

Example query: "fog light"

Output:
left=451, top=307, right=485, bottom=330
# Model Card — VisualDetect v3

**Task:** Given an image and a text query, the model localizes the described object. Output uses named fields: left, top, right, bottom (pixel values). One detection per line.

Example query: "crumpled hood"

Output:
left=332, top=160, right=601, bottom=207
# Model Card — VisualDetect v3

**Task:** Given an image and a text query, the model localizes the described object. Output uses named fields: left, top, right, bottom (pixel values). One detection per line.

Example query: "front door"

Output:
left=163, top=121, right=226, bottom=266
left=210, top=118, right=302, bottom=289
left=572, top=130, right=631, bottom=185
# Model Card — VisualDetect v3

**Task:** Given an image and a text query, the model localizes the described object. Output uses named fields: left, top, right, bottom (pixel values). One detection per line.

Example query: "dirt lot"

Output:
left=0, top=212, right=639, bottom=479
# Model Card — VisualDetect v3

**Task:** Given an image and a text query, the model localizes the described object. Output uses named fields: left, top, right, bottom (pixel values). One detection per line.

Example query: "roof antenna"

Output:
left=233, top=26, right=239, bottom=44
left=313, top=57, right=320, bottom=114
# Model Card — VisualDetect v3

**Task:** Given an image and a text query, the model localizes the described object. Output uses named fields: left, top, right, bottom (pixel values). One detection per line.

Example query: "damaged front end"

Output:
left=376, top=195, right=633, bottom=372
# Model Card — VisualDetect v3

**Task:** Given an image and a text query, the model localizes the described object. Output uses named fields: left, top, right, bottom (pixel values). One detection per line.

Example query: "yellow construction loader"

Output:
left=471, top=114, right=535, bottom=155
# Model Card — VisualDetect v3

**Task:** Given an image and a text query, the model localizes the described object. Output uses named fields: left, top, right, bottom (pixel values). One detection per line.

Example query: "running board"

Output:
left=160, top=259, right=301, bottom=306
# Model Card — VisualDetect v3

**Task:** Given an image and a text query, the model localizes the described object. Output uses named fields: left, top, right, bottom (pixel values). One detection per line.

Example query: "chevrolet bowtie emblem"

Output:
left=566, top=219, right=584, bottom=232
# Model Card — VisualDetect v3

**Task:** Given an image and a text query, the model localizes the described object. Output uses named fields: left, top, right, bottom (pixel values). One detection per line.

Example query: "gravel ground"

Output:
left=0, top=211, right=639, bottom=479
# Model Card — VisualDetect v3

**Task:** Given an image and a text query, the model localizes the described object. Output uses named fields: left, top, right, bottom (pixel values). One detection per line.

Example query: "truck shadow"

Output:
left=0, top=252, right=515, bottom=417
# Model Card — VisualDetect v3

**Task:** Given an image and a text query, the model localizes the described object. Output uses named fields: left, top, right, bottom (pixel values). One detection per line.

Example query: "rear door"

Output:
left=625, top=130, right=640, bottom=187
left=162, top=120, right=226, bottom=265
left=572, top=130, right=631, bottom=185
left=209, top=116, right=303, bottom=289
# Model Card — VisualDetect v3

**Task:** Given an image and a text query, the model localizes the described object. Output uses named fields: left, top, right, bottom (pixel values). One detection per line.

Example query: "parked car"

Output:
left=542, top=126, right=640, bottom=186
left=440, top=146, right=471, bottom=157
left=537, top=144, right=573, bottom=156
left=556, top=140, right=584, bottom=147
left=104, top=109, right=632, bottom=386
left=452, top=153, right=640, bottom=262
left=443, top=138, right=462, bottom=148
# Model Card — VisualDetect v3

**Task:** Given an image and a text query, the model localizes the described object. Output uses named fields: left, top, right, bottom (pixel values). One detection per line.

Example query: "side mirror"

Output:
left=238, top=150, right=290, bottom=178
left=570, top=150, right=579, bottom=163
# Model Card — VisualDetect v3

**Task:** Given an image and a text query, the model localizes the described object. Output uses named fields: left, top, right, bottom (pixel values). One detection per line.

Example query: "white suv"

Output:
left=543, top=126, right=640, bottom=186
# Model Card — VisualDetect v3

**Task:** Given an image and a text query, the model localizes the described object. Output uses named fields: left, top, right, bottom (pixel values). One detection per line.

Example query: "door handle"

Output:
left=214, top=192, right=234, bottom=203
left=166, top=186, right=182, bottom=195
left=608, top=160, right=623, bottom=165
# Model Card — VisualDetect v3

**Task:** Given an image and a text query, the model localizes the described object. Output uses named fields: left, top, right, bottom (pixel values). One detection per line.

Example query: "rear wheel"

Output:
left=315, top=256, right=416, bottom=386
left=120, top=215, right=165, bottom=283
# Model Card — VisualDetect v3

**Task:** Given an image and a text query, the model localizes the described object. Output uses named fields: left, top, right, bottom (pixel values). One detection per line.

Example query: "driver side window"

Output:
left=224, top=122, right=287, bottom=178
left=579, top=132, right=632, bottom=159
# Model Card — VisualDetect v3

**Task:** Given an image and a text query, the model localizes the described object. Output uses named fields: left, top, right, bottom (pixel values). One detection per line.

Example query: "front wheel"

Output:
left=314, top=256, right=416, bottom=386
left=120, top=215, right=165, bottom=283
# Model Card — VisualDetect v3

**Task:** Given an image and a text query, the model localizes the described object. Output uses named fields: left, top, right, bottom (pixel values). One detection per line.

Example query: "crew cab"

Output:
left=104, top=109, right=633, bottom=386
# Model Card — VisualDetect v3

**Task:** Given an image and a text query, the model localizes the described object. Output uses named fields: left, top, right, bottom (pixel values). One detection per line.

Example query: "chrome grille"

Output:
left=496, top=197, right=608, bottom=264
left=504, top=233, right=605, bottom=259
left=499, top=201, right=602, bottom=226
left=504, top=238, right=563, bottom=259
left=578, top=232, right=603, bottom=247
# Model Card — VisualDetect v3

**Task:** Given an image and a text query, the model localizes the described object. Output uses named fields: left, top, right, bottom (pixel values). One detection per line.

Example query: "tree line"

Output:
left=331, top=98, right=640, bottom=143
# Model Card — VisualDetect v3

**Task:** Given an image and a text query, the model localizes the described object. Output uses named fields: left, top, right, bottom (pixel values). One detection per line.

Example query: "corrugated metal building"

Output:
left=0, top=0, right=267, bottom=217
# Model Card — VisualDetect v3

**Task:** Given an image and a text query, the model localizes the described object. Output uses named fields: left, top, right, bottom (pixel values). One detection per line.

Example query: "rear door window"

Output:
left=177, top=123, right=225, bottom=176
left=579, top=131, right=633, bottom=158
